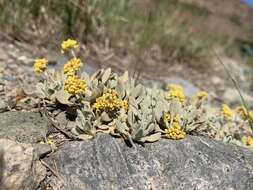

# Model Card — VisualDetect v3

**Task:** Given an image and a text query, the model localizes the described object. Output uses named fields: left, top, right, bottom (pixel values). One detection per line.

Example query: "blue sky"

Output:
left=242, top=0, right=253, bottom=5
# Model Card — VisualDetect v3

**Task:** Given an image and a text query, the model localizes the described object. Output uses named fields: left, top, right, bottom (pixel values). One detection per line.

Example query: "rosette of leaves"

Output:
left=69, top=69, right=129, bottom=138
left=180, top=96, right=229, bottom=139
left=84, top=68, right=119, bottom=103
left=70, top=106, right=97, bottom=139
left=36, top=71, right=64, bottom=101
left=115, top=83, right=171, bottom=143
left=35, top=71, right=77, bottom=111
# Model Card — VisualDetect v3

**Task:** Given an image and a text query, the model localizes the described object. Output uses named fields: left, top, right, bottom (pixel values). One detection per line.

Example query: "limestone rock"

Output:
left=0, top=139, right=46, bottom=190
left=45, top=134, right=253, bottom=190
left=0, top=111, right=48, bottom=143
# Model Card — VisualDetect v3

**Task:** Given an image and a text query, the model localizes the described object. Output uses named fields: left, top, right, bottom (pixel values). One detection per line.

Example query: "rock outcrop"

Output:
left=45, top=134, right=253, bottom=190
left=0, top=139, right=46, bottom=190
left=0, top=111, right=48, bottom=143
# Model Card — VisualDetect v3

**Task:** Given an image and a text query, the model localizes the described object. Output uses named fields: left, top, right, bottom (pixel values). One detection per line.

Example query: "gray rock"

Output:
left=211, top=76, right=222, bottom=85
left=0, top=111, right=48, bottom=143
left=0, top=100, right=7, bottom=113
left=17, top=55, right=34, bottom=66
left=0, top=139, right=46, bottom=190
left=44, top=134, right=253, bottom=190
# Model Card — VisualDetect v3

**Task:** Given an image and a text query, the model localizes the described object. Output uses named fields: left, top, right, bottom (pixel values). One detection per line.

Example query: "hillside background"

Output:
left=0, top=0, right=253, bottom=102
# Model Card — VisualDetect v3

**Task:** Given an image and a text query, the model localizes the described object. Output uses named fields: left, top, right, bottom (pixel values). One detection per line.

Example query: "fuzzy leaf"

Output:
left=115, top=120, right=130, bottom=136
left=97, top=124, right=110, bottom=130
left=102, top=68, right=111, bottom=83
left=169, top=100, right=182, bottom=116
left=130, top=84, right=143, bottom=98
left=54, top=90, right=72, bottom=105
left=78, top=134, right=94, bottom=140
left=127, top=109, right=135, bottom=127
left=66, top=121, right=77, bottom=130
left=91, top=69, right=103, bottom=81
left=139, top=133, right=161, bottom=143
left=76, top=109, right=95, bottom=135
left=107, top=79, right=118, bottom=88
left=100, top=111, right=112, bottom=122
left=118, top=71, right=129, bottom=84
left=36, top=82, right=48, bottom=98
left=132, top=127, right=143, bottom=140
left=115, top=83, right=126, bottom=99
left=82, top=72, right=91, bottom=85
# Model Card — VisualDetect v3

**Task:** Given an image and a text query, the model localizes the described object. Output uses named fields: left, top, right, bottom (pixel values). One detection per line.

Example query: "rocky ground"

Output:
left=0, top=40, right=253, bottom=190
left=0, top=111, right=253, bottom=190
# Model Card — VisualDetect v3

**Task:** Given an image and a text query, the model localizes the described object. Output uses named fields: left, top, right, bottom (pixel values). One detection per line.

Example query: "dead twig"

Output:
left=40, top=160, right=64, bottom=182
left=39, top=100, right=81, bottom=141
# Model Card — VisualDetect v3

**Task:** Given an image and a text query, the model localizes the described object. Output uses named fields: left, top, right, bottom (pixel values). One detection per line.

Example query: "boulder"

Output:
left=0, top=139, right=46, bottom=190
left=0, top=111, right=48, bottom=143
left=44, top=134, right=253, bottom=190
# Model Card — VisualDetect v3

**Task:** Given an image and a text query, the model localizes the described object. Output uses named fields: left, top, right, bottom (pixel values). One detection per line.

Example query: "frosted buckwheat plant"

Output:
left=33, top=39, right=252, bottom=150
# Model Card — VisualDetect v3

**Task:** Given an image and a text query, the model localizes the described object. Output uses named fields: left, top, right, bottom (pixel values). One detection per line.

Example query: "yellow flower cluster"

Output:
left=236, top=106, right=253, bottom=122
left=92, top=89, right=128, bottom=112
left=39, top=135, right=55, bottom=145
left=163, top=112, right=180, bottom=123
left=61, top=39, right=79, bottom=53
left=165, top=122, right=186, bottom=140
left=167, top=84, right=185, bottom=103
left=33, top=58, right=48, bottom=73
left=197, top=91, right=208, bottom=100
left=64, top=58, right=82, bottom=76
left=242, top=136, right=253, bottom=149
left=221, top=104, right=233, bottom=120
left=64, top=75, right=87, bottom=95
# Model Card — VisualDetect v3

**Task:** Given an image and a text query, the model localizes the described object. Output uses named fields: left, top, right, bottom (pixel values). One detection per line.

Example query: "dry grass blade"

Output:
left=212, top=49, right=253, bottom=133
left=39, top=100, right=81, bottom=141
left=40, top=160, right=64, bottom=183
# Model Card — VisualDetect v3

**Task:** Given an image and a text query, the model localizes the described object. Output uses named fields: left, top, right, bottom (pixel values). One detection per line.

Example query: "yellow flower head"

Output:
left=64, top=58, right=82, bottom=76
left=163, top=112, right=180, bottom=123
left=242, top=136, right=253, bottom=149
left=236, top=106, right=253, bottom=122
left=61, top=39, right=79, bottom=53
left=33, top=58, right=48, bottom=73
left=221, top=104, right=233, bottom=120
left=92, top=89, right=128, bottom=112
left=236, top=106, right=247, bottom=119
left=167, top=84, right=185, bottom=103
left=64, top=75, right=87, bottom=95
left=197, top=91, right=208, bottom=100
left=164, top=122, right=186, bottom=140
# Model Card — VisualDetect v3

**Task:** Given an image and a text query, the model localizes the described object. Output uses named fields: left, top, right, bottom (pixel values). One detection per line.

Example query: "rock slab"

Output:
left=0, top=139, right=46, bottom=190
left=45, top=134, right=253, bottom=190
left=0, top=111, right=48, bottom=143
